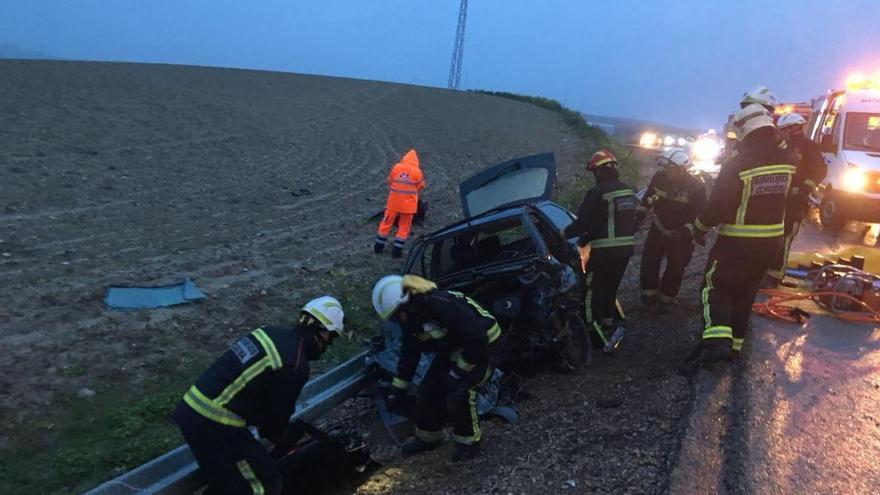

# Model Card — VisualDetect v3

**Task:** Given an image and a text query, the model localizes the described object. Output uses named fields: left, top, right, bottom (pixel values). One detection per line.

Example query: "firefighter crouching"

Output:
left=172, top=297, right=345, bottom=495
left=374, top=149, right=426, bottom=258
left=372, top=274, right=503, bottom=462
left=765, top=112, right=827, bottom=285
left=683, top=104, right=795, bottom=365
left=562, top=149, right=638, bottom=353
left=637, top=148, right=707, bottom=309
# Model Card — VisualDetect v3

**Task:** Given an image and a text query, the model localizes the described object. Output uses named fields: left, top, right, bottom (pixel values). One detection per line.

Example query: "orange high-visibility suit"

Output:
left=375, top=149, right=425, bottom=255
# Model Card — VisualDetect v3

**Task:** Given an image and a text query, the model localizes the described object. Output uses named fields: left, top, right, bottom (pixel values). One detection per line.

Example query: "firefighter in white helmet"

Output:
left=636, top=148, right=707, bottom=309
left=172, top=296, right=345, bottom=495
left=740, top=86, right=778, bottom=113
left=372, top=274, right=502, bottom=462
left=764, top=112, right=827, bottom=285
left=681, top=104, right=795, bottom=368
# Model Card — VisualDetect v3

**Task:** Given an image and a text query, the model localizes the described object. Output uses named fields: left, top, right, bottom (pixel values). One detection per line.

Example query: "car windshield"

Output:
left=843, top=113, right=880, bottom=152
left=427, top=216, right=537, bottom=279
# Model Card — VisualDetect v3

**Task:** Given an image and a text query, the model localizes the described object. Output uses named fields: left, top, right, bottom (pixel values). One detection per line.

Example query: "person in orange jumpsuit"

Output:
left=374, top=149, right=426, bottom=258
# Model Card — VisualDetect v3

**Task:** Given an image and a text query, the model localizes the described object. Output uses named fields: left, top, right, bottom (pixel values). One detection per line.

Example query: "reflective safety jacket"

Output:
left=638, top=169, right=707, bottom=231
left=695, top=129, right=796, bottom=240
left=176, top=326, right=313, bottom=440
left=391, top=290, right=501, bottom=390
left=564, top=178, right=639, bottom=249
left=385, top=149, right=425, bottom=214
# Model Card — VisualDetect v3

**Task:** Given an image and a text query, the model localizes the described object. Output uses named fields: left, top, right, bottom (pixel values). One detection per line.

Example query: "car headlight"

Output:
left=842, top=167, right=868, bottom=192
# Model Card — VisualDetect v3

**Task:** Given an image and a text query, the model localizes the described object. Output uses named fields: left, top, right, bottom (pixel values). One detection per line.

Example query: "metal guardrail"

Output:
left=83, top=350, right=371, bottom=495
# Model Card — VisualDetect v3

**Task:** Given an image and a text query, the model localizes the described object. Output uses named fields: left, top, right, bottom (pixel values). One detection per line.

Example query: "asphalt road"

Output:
left=670, top=218, right=880, bottom=494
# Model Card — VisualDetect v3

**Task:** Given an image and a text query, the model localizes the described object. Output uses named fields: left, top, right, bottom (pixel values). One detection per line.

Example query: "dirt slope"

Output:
left=0, top=60, right=588, bottom=445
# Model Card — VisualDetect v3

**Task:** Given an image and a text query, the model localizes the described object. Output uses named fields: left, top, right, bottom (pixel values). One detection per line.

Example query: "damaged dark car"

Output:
left=402, top=153, right=591, bottom=370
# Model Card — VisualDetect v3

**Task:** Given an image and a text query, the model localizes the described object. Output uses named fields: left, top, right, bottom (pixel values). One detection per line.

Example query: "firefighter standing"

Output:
left=374, top=149, right=426, bottom=258
left=684, top=104, right=795, bottom=365
left=563, top=150, right=638, bottom=353
left=172, top=297, right=345, bottom=495
left=741, top=85, right=777, bottom=113
left=765, top=112, right=827, bottom=285
left=371, top=274, right=502, bottom=462
left=637, top=148, right=707, bottom=308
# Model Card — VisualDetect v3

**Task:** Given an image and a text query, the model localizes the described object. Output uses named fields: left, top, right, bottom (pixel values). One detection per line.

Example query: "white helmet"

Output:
left=740, top=86, right=777, bottom=110
left=776, top=112, right=806, bottom=130
left=657, top=148, right=691, bottom=168
left=372, top=275, right=407, bottom=320
left=301, top=296, right=345, bottom=334
left=731, top=104, right=774, bottom=141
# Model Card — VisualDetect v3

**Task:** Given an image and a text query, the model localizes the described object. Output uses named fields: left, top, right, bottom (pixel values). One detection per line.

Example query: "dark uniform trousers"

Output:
left=640, top=224, right=696, bottom=301
left=585, top=246, right=633, bottom=343
left=768, top=200, right=807, bottom=281
left=702, top=236, right=780, bottom=353
left=174, top=404, right=282, bottom=495
left=414, top=356, right=494, bottom=445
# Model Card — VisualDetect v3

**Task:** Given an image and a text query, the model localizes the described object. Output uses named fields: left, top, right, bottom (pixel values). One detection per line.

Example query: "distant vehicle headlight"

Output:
left=842, top=167, right=868, bottom=192
left=640, top=132, right=658, bottom=148
left=692, top=138, right=721, bottom=162
left=663, top=135, right=675, bottom=147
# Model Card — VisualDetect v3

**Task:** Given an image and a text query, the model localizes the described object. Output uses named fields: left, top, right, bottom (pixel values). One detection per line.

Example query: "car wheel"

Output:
left=819, top=194, right=847, bottom=232
left=557, top=313, right=591, bottom=372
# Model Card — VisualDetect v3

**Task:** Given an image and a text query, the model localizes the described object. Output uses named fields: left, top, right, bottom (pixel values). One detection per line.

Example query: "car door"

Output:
left=459, top=153, right=557, bottom=217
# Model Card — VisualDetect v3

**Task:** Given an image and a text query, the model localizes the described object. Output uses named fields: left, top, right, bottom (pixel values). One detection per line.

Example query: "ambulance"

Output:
left=808, top=72, right=880, bottom=230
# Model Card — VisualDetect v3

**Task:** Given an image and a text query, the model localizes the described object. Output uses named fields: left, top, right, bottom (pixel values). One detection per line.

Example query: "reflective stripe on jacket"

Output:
left=695, top=128, right=796, bottom=239
left=178, top=326, right=311, bottom=440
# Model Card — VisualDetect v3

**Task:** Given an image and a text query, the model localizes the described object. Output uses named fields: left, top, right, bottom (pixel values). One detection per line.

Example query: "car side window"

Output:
left=538, top=204, right=574, bottom=231
left=530, top=211, right=574, bottom=264
left=824, top=96, right=844, bottom=146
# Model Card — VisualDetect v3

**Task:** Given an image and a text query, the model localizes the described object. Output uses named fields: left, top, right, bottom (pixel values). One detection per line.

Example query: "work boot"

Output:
left=373, top=242, right=385, bottom=254
left=401, top=436, right=442, bottom=457
left=391, top=246, right=403, bottom=259
left=602, top=326, right=625, bottom=354
left=678, top=340, right=733, bottom=376
left=451, top=442, right=481, bottom=462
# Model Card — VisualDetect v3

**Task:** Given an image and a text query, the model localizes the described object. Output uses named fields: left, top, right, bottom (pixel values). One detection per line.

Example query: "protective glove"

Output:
left=386, top=389, right=409, bottom=415
left=270, top=422, right=306, bottom=456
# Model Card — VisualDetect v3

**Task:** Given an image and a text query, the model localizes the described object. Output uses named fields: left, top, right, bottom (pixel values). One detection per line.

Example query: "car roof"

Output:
left=421, top=200, right=563, bottom=241
left=842, top=90, right=880, bottom=113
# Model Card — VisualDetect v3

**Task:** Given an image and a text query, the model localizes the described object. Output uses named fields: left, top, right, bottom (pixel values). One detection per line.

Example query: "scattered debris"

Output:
left=77, top=387, right=96, bottom=399
left=104, top=278, right=207, bottom=310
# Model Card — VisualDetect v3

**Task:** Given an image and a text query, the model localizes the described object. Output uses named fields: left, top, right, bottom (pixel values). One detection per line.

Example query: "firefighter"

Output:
left=374, top=149, right=426, bottom=258
left=765, top=112, right=827, bottom=285
left=562, top=149, right=638, bottom=353
left=371, top=274, right=502, bottom=462
left=683, top=104, right=795, bottom=365
left=637, top=148, right=707, bottom=309
left=740, top=85, right=777, bottom=113
left=172, top=297, right=345, bottom=495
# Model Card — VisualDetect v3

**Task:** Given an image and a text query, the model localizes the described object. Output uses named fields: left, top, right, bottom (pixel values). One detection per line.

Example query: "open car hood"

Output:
left=459, top=153, right=556, bottom=217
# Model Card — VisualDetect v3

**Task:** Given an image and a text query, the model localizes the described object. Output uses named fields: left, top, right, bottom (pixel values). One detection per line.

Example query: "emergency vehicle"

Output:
left=808, top=72, right=880, bottom=230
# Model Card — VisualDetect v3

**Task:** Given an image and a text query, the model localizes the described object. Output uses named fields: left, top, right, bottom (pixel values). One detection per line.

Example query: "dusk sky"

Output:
left=2, top=0, right=879, bottom=129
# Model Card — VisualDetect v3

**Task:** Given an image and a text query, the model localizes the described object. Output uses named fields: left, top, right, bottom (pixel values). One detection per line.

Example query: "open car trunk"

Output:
left=459, top=153, right=557, bottom=217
